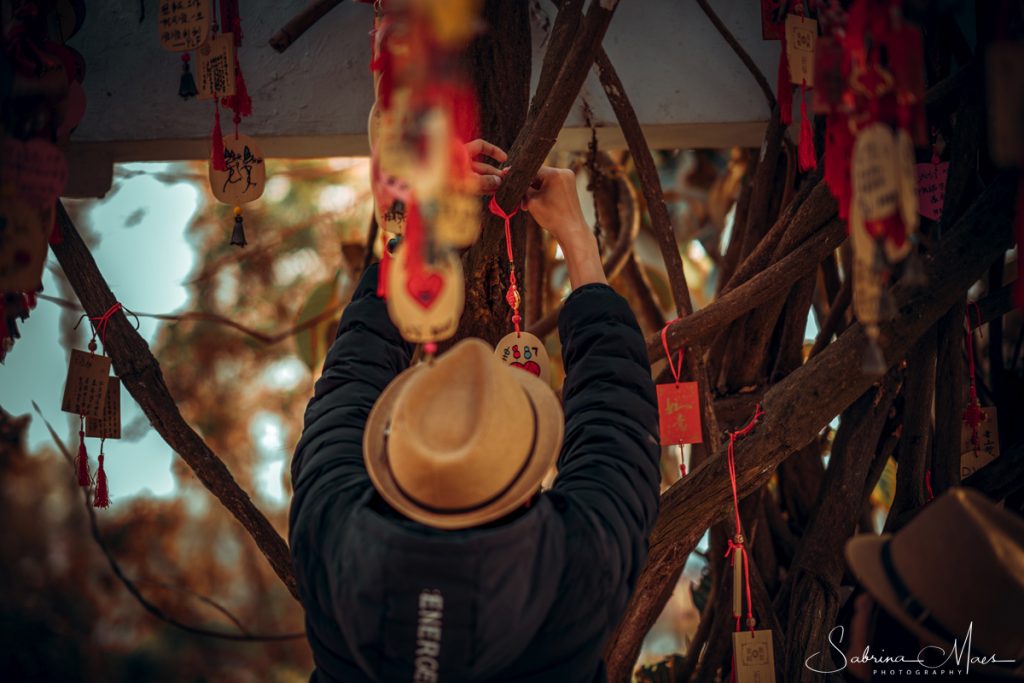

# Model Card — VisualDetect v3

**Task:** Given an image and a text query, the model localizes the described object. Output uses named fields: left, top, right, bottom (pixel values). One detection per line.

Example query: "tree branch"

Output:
left=269, top=0, right=345, bottom=53
left=603, top=174, right=1015, bottom=676
left=50, top=203, right=299, bottom=600
left=695, top=0, right=776, bottom=111
left=33, top=403, right=304, bottom=641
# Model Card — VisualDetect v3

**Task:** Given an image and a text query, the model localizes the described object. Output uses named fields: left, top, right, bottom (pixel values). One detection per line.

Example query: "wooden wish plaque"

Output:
left=209, top=134, right=265, bottom=205
left=494, top=331, right=551, bottom=383
left=386, top=244, right=464, bottom=344
left=733, top=629, right=776, bottom=683
left=86, top=376, right=122, bottom=439
left=62, top=350, right=112, bottom=418
left=158, top=0, right=212, bottom=52
left=196, top=32, right=235, bottom=99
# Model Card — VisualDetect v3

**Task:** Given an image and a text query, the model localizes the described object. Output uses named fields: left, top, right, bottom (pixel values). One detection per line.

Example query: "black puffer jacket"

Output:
left=289, top=264, right=660, bottom=682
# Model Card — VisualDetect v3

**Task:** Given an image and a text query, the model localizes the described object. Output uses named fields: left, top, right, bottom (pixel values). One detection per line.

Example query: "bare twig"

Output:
left=50, top=203, right=299, bottom=599
left=696, top=0, right=776, bottom=111
left=269, top=0, right=345, bottom=53
left=603, top=175, right=1015, bottom=675
left=32, top=403, right=305, bottom=642
left=37, top=294, right=345, bottom=347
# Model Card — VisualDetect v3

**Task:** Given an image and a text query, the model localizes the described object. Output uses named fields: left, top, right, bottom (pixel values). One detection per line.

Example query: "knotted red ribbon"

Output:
left=89, top=303, right=122, bottom=346
left=661, top=319, right=684, bottom=385
left=488, top=195, right=522, bottom=335
left=963, top=303, right=984, bottom=447
left=724, top=403, right=765, bottom=634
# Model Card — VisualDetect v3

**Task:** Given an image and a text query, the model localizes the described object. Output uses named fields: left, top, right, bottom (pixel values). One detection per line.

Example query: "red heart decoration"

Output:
left=407, top=272, right=443, bottom=309
left=510, top=360, right=541, bottom=377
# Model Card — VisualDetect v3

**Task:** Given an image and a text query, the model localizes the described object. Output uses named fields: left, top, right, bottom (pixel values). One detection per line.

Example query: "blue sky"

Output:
left=2, top=163, right=200, bottom=502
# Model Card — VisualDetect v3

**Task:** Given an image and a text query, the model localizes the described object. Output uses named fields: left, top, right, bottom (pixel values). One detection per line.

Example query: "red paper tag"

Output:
left=761, top=0, right=786, bottom=40
left=657, top=382, right=703, bottom=445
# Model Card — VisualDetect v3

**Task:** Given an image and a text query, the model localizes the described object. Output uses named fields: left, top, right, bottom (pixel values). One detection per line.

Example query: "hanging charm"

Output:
left=196, top=32, right=236, bottom=100
left=785, top=13, right=818, bottom=171
left=656, top=323, right=703, bottom=447
left=915, top=139, right=948, bottom=223
left=157, top=0, right=211, bottom=52
left=179, top=53, right=199, bottom=99
left=209, top=134, right=264, bottom=246
left=61, top=346, right=111, bottom=418
left=732, top=629, right=776, bottom=683
left=85, top=376, right=121, bottom=440
left=385, top=241, right=464, bottom=343
left=494, top=331, right=551, bottom=383
left=960, top=310, right=1000, bottom=478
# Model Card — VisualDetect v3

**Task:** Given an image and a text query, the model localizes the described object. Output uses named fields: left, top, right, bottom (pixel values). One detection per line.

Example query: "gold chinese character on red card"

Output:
left=657, top=382, right=702, bottom=446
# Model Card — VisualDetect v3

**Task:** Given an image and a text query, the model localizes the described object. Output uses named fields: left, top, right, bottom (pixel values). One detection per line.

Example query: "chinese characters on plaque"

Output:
left=157, top=0, right=211, bottom=52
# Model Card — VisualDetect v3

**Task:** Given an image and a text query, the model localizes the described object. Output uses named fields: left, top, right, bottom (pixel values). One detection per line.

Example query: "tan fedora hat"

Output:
left=364, top=338, right=563, bottom=530
left=846, top=488, right=1024, bottom=668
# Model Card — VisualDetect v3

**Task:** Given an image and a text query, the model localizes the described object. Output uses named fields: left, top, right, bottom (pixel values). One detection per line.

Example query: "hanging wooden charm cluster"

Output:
left=1, top=0, right=84, bottom=360
left=369, top=0, right=481, bottom=347
left=811, top=0, right=927, bottom=374
left=158, top=0, right=262, bottom=247
left=61, top=304, right=124, bottom=508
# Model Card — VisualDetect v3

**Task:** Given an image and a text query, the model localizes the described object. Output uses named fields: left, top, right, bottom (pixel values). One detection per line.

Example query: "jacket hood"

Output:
left=331, top=491, right=567, bottom=681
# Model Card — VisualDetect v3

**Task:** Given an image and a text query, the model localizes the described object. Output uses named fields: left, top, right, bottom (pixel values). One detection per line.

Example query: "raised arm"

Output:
left=289, top=263, right=414, bottom=577
left=525, top=167, right=661, bottom=589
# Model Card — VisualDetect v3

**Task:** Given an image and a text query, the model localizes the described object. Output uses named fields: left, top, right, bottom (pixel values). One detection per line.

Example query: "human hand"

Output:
left=522, top=166, right=605, bottom=288
left=464, top=138, right=508, bottom=195
left=521, top=166, right=589, bottom=244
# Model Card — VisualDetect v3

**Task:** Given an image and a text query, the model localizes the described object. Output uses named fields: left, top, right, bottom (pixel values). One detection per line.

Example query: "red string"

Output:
left=90, top=303, right=122, bottom=346
left=724, top=403, right=764, bottom=634
left=487, top=196, right=522, bottom=335
left=963, top=304, right=984, bottom=448
left=660, top=319, right=684, bottom=385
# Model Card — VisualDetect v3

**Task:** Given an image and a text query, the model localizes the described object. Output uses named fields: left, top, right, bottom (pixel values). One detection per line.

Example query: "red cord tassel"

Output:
left=798, top=83, right=817, bottom=171
left=377, top=241, right=390, bottom=299
left=777, top=37, right=793, bottom=126
left=211, top=105, right=226, bottom=172
left=76, top=430, right=90, bottom=486
left=94, top=452, right=110, bottom=508
left=222, top=60, right=252, bottom=118
left=824, top=117, right=853, bottom=221
left=220, top=0, right=242, bottom=46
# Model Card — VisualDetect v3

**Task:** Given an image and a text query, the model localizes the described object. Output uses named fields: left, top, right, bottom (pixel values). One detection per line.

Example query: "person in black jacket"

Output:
left=289, top=148, right=661, bottom=682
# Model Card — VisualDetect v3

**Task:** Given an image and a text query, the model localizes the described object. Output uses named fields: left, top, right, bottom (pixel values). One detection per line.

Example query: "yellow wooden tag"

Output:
left=209, top=134, right=265, bottom=205
left=494, top=331, right=551, bottom=383
left=386, top=244, right=465, bottom=343
left=196, top=32, right=236, bottom=100
left=960, top=406, right=999, bottom=479
left=732, top=544, right=744, bottom=618
left=61, top=350, right=112, bottom=418
left=785, top=14, right=817, bottom=86
left=433, top=192, right=481, bottom=247
left=733, top=629, right=776, bottom=683
left=157, top=0, right=211, bottom=52
left=86, top=376, right=122, bottom=439
left=853, top=124, right=900, bottom=224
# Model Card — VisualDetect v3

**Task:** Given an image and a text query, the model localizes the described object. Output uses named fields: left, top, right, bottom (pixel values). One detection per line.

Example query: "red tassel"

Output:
left=777, top=37, right=793, bottom=126
left=94, top=452, right=110, bottom=508
left=221, top=0, right=242, bottom=46
left=222, top=60, right=252, bottom=118
left=1015, top=170, right=1024, bottom=308
left=76, top=430, right=90, bottom=486
left=211, top=105, right=226, bottom=172
left=824, top=117, right=853, bottom=222
left=798, top=83, right=817, bottom=171
left=377, top=239, right=390, bottom=299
